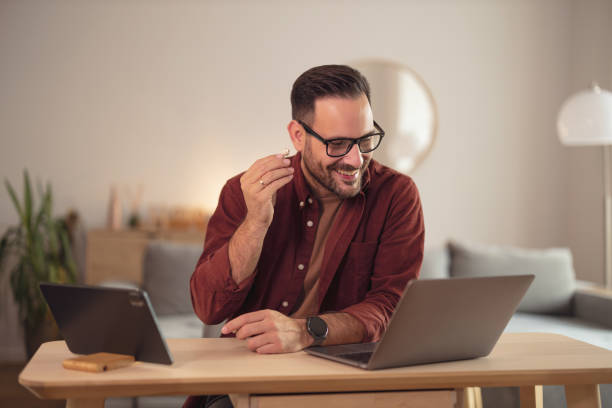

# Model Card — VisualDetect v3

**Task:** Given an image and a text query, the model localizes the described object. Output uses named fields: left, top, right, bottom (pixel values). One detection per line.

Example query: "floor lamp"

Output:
left=557, top=84, right=612, bottom=289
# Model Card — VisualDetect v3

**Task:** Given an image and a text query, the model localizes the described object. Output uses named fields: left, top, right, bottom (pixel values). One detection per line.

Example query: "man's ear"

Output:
left=287, top=120, right=305, bottom=153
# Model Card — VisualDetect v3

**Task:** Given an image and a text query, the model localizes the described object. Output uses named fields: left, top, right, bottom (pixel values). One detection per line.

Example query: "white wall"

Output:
left=0, top=0, right=611, bottom=283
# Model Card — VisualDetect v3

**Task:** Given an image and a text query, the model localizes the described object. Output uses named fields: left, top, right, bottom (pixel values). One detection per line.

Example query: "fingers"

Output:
left=258, top=167, right=294, bottom=187
left=235, top=320, right=271, bottom=340
left=244, top=155, right=292, bottom=186
left=222, top=311, right=261, bottom=335
left=254, top=342, right=280, bottom=354
left=246, top=332, right=280, bottom=353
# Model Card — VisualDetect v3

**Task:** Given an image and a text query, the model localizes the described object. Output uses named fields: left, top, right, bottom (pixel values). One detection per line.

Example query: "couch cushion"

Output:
left=156, top=314, right=204, bottom=339
left=448, top=241, right=576, bottom=314
left=143, top=241, right=203, bottom=316
left=419, top=246, right=451, bottom=279
left=504, top=312, right=612, bottom=350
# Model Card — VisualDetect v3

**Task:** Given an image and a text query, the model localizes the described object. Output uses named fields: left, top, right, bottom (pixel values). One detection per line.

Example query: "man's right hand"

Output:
left=240, top=153, right=294, bottom=229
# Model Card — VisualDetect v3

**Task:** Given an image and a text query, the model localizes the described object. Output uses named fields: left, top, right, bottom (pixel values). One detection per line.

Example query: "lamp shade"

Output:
left=557, top=85, right=612, bottom=146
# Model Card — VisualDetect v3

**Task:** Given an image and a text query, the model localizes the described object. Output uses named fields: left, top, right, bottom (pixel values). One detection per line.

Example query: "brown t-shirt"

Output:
left=291, top=191, right=343, bottom=318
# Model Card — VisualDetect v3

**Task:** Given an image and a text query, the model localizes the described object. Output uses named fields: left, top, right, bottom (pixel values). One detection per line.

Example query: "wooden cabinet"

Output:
left=85, top=229, right=205, bottom=286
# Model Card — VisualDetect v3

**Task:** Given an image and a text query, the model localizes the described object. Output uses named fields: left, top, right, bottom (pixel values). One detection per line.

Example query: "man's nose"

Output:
left=343, top=143, right=364, bottom=169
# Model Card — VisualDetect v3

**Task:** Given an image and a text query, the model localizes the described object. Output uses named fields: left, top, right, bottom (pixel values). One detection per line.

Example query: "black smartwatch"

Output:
left=306, top=316, right=328, bottom=347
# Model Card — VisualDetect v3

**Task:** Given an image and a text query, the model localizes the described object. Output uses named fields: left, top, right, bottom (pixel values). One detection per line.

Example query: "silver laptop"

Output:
left=40, top=282, right=173, bottom=364
left=305, top=275, right=534, bottom=370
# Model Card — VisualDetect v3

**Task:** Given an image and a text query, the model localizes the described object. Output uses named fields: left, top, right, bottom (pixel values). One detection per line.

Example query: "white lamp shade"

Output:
left=557, top=86, right=612, bottom=146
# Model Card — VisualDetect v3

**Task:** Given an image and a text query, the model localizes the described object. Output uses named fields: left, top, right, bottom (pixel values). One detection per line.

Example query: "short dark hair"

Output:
left=290, top=64, right=371, bottom=124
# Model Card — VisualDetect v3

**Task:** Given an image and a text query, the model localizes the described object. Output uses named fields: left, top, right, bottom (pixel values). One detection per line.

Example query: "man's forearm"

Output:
left=318, top=313, right=366, bottom=346
left=228, top=218, right=269, bottom=284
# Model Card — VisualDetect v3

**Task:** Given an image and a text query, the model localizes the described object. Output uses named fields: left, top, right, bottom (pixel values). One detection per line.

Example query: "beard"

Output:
left=302, top=138, right=370, bottom=199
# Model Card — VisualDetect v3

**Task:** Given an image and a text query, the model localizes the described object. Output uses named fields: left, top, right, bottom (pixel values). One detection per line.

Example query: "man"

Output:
left=185, top=64, right=424, bottom=408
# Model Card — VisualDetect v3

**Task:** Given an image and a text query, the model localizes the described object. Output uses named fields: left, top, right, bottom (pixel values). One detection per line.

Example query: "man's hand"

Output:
left=221, top=310, right=313, bottom=354
left=240, top=153, right=294, bottom=229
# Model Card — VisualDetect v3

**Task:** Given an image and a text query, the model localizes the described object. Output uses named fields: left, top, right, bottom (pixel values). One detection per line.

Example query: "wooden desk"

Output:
left=19, top=333, right=612, bottom=408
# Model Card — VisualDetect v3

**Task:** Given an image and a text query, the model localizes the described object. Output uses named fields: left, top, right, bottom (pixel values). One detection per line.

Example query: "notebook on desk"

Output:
left=40, top=282, right=173, bottom=364
left=305, top=274, right=534, bottom=370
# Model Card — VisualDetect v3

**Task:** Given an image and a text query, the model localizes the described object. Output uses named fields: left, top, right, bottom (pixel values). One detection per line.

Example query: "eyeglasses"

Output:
left=298, top=120, right=385, bottom=158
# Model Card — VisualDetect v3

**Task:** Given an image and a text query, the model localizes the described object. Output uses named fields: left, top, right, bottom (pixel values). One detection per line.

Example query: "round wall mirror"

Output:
left=352, top=60, right=437, bottom=174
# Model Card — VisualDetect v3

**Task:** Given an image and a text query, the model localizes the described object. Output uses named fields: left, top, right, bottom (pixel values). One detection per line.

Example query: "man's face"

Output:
left=300, top=94, right=375, bottom=199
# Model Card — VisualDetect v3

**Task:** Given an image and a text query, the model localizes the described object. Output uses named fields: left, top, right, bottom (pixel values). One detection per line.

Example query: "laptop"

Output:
left=305, top=274, right=534, bottom=370
left=40, top=282, right=173, bottom=365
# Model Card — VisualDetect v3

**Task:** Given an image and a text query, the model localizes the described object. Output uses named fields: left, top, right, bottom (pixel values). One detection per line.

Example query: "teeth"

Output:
left=337, top=169, right=357, bottom=176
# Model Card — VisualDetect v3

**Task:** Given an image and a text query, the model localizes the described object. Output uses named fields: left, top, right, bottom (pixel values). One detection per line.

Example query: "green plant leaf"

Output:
left=33, top=187, right=51, bottom=233
left=48, top=263, right=58, bottom=283
left=31, top=234, right=46, bottom=280
left=3, top=172, right=79, bottom=333
left=46, top=219, right=59, bottom=257
left=5, top=179, right=24, bottom=225
left=23, top=170, right=33, bottom=232
left=58, top=227, right=77, bottom=283
left=0, top=235, right=7, bottom=268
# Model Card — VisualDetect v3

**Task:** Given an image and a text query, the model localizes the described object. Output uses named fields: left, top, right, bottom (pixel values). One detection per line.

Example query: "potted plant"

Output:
left=0, top=170, right=77, bottom=358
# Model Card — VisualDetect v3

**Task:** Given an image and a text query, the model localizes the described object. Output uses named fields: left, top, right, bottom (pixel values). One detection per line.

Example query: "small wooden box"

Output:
left=63, top=353, right=135, bottom=373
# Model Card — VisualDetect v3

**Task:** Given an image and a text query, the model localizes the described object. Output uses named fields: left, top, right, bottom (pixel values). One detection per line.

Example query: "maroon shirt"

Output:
left=190, top=152, right=424, bottom=342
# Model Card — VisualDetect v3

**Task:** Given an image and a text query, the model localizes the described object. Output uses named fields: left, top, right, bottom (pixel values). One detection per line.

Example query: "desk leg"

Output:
left=65, top=398, right=105, bottom=408
left=456, top=387, right=482, bottom=408
left=519, top=385, right=543, bottom=408
left=565, top=384, right=601, bottom=408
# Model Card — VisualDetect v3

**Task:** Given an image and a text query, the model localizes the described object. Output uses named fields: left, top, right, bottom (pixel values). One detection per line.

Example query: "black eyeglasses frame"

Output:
left=297, top=120, right=385, bottom=158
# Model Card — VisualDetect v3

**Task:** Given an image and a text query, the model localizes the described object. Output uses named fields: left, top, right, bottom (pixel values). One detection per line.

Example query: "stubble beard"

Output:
left=302, top=139, right=370, bottom=200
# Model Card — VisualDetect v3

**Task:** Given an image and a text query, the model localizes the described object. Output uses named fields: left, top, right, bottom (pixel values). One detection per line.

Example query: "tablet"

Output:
left=40, top=282, right=173, bottom=364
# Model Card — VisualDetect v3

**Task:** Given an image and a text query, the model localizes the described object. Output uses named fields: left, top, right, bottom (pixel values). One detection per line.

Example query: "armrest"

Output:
left=573, top=286, right=612, bottom=329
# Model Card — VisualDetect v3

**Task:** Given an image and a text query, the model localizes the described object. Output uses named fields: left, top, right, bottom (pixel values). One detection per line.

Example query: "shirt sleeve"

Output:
left=341, top=178, right=425, bottom=342
left=189, top=177, right=256, bottom=325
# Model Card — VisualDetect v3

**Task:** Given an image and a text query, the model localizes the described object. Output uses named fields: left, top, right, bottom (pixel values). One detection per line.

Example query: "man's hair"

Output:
left=291, top=64, right=371, bottom=124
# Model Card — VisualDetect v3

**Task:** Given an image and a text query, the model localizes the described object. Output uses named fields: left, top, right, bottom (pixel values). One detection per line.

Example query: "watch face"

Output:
left=308, top=316, right=328, bottom=338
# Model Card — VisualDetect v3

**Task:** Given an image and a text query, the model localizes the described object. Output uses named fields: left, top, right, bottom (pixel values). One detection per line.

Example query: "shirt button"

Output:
left=298, top=264, right=305, bottom=270
left=299, top=201, right=305, bottom=207
left=282, top=301, right=289, bottom=308
left=306, top=220, right=314, bottom=228
left=308, top=198, right=313, bottom=204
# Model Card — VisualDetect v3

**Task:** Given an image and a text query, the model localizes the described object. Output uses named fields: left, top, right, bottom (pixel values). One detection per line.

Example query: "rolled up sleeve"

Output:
left=189, top=177, right=255, bottom=325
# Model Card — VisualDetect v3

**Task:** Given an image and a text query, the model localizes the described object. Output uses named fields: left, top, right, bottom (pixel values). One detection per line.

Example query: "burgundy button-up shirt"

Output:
left=190, top=152, right=424, bottom=342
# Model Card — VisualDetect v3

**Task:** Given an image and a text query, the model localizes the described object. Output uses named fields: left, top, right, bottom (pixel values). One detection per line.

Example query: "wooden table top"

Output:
left=19, top=333, right=612, bottom=400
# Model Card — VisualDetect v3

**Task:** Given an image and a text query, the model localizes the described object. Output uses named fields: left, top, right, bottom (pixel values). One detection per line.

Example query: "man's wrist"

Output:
left=306, top=316, right=328, bottom=347
left=297, top=318, right=314, bottom=348
left=242, top=214, right=272, bottom=235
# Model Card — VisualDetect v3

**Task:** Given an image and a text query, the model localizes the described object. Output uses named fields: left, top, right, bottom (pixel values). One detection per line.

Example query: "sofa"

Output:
left=110, top=239, right=612, bottom=408
left=420, top=240, right=612, bottom=408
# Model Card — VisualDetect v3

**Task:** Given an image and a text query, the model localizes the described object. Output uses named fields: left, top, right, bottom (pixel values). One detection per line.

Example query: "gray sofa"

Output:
left=421, top=240, right=612, bottom=408
left=111, top=239, right=612, bottom=408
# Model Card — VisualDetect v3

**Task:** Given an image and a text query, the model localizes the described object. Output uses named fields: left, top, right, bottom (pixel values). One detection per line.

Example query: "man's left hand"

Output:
left=221, top=310, right=313, bottom=353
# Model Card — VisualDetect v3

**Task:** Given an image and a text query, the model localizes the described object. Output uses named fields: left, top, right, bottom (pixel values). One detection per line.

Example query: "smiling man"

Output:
left=186, top=65, right=424, bottom=407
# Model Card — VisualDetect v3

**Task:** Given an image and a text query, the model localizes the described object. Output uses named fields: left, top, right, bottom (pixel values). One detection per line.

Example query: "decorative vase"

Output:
left=107, top=186, right=122, bottom=230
